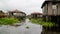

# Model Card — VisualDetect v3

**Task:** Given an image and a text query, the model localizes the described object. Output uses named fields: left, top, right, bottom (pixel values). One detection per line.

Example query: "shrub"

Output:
left=42, top=22, right=55, bottom=28
left=30, top=18, right=55, bottom=28
left=0, top=17, right=19, bottom=25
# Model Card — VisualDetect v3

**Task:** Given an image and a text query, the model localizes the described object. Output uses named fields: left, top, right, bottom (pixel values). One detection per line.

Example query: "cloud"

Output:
left=0, top=0, right=45, bottom=15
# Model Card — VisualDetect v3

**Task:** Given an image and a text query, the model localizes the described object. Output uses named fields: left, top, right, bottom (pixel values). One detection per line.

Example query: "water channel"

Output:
left=0, top=19, right=42, bottom=34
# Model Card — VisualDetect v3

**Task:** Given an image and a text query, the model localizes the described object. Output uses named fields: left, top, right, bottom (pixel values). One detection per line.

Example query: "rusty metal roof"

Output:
left=31, top=12, right=42, bottom=15
left=9, top=9, right=26, bottom=15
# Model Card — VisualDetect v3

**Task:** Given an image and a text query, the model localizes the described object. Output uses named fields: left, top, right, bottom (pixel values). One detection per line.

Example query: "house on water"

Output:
left=41, top=0, right=60, bottom=24
left=31, top=12, right=42, bottom=18
left=8, top=9, right=26, bottom=20
left=0, top=10, right=7, bottom=18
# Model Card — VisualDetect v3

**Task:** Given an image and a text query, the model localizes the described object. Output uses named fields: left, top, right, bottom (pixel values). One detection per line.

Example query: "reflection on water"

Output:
left=0, top=19, right=42, bottom=34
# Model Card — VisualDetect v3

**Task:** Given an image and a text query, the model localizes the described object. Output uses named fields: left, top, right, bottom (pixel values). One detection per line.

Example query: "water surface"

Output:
left=0, top=19, right=42, bottom=34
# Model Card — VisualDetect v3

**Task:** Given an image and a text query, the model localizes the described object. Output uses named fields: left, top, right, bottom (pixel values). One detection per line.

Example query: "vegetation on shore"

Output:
left=0, top=17, right=19, bottom=25
left=30, top=18, right=55, bottom=28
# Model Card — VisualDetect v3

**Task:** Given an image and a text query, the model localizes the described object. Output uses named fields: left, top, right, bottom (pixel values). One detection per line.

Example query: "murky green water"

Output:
left=0, top=19, right=42, bottom=34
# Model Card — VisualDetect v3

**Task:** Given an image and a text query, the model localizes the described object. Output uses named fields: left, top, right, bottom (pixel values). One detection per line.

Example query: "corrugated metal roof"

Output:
left=9, top=9, right=26, bottom=15
left=31, top=12, right=42, bottom=15
left=41, top=1, right=60, bottom=8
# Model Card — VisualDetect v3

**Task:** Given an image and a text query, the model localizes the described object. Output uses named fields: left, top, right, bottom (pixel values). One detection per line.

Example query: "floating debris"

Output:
left=26, top=26, right=30, bottom=29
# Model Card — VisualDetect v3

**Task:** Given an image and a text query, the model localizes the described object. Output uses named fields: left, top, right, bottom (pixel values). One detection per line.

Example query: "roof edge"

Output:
left=41, top=1, right=60, bottom=8
left=41, top=1, right=50, bottom=8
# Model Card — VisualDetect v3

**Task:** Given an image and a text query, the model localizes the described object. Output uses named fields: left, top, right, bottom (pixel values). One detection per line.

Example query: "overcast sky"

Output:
left=0, top=0, right=45, bottom=15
